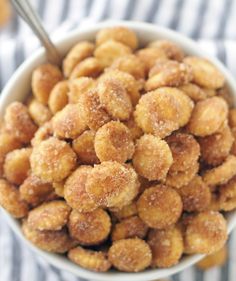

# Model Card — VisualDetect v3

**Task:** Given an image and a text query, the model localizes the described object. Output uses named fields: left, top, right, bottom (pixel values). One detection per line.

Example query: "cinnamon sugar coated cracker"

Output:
left=94, top=121, right=134, bottom=163
left=108, top=238, right=152, bottom=272
left=68, top=246, right=111, bottom=272
left=137, top=185, right=182, bottom=229
left=69, top=57, right=102, bottom=79
left=22, top=219, right=76, bottom=253
left=68, top=208, right=111, bottom=246
left=132, top=134, right=173, bottom=181
left=28, top=99, right=52, bottom=126
left=30, top=137, right=77, bottom=182
left=145, top=59, right=193, bottom=91
left=52, top=104, right=87, bottom=139
left=85, top=161, right=139, bottom=208
left=48, top=80, right=69, bottom=114
left=134, top=87, right=193, bottom=138
left=165, top=161, right=199, bottom=188
left=64, top=166, right=97, bottom=212
left=4, top=148, right=32, bottom=185
left=27, top=200, right=71, bottom=231
left=199, top=124, right=234, bottom=166
left=185, top=211, right=227, bottom=254
left=111, top=215, right=148, bottom=241
left=148, top=226, right=184, bottom=268
left=0, top=26, right=235, bottom=273
left=166, top=133, right=200, bottom=172
left=19, top=174, right=53, bottom=207
left=4, top=102, right=37, bottom=143
left=97, top=78, right=132, bottom=120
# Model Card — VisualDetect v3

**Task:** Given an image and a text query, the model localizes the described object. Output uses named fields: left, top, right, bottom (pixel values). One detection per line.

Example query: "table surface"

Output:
left=1, top=0, right=236, bottom=280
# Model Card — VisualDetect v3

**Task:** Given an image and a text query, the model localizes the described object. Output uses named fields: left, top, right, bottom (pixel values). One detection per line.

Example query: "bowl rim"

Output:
left=1, top=20, right=236, bottom=281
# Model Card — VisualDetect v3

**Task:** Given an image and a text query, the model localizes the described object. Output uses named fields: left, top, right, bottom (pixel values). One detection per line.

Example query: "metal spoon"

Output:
left=11, top=0, right=62, bottom=66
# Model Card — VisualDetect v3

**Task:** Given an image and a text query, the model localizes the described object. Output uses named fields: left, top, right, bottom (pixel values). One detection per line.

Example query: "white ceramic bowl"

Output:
left=1, top=21, right=236, bottom=281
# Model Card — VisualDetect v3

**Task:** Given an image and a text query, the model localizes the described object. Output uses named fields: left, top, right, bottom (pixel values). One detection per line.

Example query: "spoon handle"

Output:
left=11, top=0, right=62, bottom=66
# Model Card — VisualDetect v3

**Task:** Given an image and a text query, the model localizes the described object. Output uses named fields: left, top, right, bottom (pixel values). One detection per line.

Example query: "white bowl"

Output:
left=1, top=20, right=236, bottom=281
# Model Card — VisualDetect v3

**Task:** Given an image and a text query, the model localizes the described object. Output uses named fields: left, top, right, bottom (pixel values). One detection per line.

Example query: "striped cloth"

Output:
left=1, top=0, right=236, bottom=280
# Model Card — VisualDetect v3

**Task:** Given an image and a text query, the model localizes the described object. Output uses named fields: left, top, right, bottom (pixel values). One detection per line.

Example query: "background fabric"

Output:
left=0, top=0, right=236, bottom=280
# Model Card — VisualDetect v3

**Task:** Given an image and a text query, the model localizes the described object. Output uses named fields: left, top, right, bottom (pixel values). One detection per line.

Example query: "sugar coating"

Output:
left=0, top=26, right=234, bottom=273
left=68, top=77, right=96, bottom=104
left=136, top=47, right=167, bottom=72
left=185, top=211, right=227, bottom=254
left=30, top=137, right=77, bottom=182
left=63, top=41, right=94, bottom=77
left=132, top=134, right=173, bottom=181
left=78, top=90, right=111, bottom=131
left=134, top=87, right=193, bottom=138
left=32, top=64, right=63, bottom=104
left=28, top=99, right=52, bottom=126
left=111, top=215, right=148, bottom=241
left=145, top=59, right=193, bottom=91
left=20, top=174, right=53, bottom=207
left=100, top=69, right=140, bottom=105
left=22, top=219, right=75, bottom=253
left=95, top=121, right=134, bottom=163
left=52, top=104, right=87, bottom=139
left=4, top=148, right=32, bottom=185
left=166, top=133, right=200, bottom=172
left=97, top=78, right=132, bottom=120
left=165, top=161, right=199, bottom=188
left=70, top=57, right=102, bottom=79
left=137, top=185, right=183, bottom=229
left=178, top=175, right=211, bottom=212
left=199, top=124, right=234, bottom=166
left=179, top=83, right=207, bottom=102
left=68, top=246, right=111, bottom=272
left=109, top=54, right=145, bottom=80
left=188, top=97, right=228, bottom=136
left=148, top=40, right=184, bottom=61
left=0, top=179, right=28, bottom=218
left=203, top=155, right=236, bottom=187
left=28, top=200, right=71, bottom=231
left=184, top=57, right=225, bottom=89
left=94, top=40, right=132, bottom=68
left=86, top=161, right=139, bottom=208
left=4, top=102, right=37, bottom=143
left=148, top=226, right=184, bottom=268
left=48, top=81, right=69, bottom=114
left=64, top=166, right=97, bottom=212
left=108, top=238, right=152, bottom=272
left=96, top=27, right=138, bottom=50
left=68, top=208, right=111, bottom=246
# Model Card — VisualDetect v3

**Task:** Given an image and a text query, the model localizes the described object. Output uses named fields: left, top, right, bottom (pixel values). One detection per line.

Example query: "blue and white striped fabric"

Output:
left=1, top=0, right=236, bottom=280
